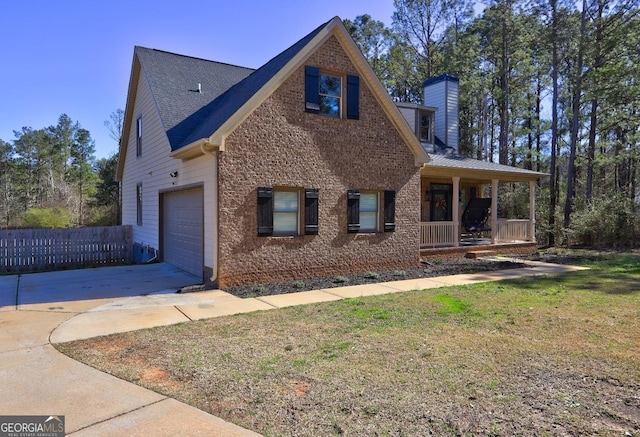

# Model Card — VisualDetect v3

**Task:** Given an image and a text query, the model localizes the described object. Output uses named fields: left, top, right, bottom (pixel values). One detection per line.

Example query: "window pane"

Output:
left=360, top=192, right=378, bottom=231
left=360, top=212, right=377, bottom=231
left=320, top=96, right=340, bottom=117
left=274, top=190, right=298, bottom=233
left=360, top=192, right=378, bottom=212
left=274, top=191, right=298, bottom=212
left=274, top=212, right=298, bottom=233
left=320, top=74, right=341, bottom=97
left=319, top=73, right=341, bottom=117
left=420, top=113, right=431, bottom=142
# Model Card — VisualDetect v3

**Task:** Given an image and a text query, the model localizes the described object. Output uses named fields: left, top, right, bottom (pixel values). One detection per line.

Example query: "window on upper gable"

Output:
left=136, top=116, right=142, bottom=157
left=305, top=66, right=359, bottom=120
left=319, top=73, right=341, bottom=117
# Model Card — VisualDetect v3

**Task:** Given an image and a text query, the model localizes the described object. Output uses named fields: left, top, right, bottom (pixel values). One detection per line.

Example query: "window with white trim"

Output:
left=136, top=116, right=142, bottom=157
left=359, top=192, right=379, bottom=232
left=419, top=110, right=434, bottom=143
left=273, top=190, right=299, bottom=234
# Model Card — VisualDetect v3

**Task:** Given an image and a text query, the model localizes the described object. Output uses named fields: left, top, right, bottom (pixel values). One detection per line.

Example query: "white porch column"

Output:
left=529, top=180, right=536, bottom=242
left=491, top=179, right=499, bottom=244
left=452, top=176, right=460, bottom=247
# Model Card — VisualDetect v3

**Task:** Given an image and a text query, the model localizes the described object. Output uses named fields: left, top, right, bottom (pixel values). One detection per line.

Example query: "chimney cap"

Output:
left=422, top=74, right=459, bottom=88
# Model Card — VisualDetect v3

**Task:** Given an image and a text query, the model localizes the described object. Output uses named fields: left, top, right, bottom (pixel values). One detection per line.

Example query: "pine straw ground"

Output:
left=57, top=250, right=640, bottom=436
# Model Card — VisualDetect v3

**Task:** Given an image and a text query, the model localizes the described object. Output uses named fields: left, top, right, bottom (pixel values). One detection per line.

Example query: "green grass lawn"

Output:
left=58, top=251, right=640, bottom=436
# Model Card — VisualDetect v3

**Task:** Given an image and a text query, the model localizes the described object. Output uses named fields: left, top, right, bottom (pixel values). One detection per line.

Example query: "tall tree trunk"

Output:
left=526, top=91, right=534, bottom=171
left=562, top=0, right=588, bottom=244
left=498, top=6, right=510, bottom=165
left=535, top=75, right=543, bottom=175
left=586, top=97, right=598, bottom=202
left=548, top=0, right=560, bottom=247
left=586, top=0, right=606, bottom=203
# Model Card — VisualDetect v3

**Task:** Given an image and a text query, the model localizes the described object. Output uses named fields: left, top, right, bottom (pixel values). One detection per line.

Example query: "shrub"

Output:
left=570, top=194, right=639, bottom=247
left=21, top=207, right=71, bottom=228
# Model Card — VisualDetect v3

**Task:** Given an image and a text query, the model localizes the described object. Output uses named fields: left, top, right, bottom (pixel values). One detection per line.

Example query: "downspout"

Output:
left=200, top=141, right=219, bottom=284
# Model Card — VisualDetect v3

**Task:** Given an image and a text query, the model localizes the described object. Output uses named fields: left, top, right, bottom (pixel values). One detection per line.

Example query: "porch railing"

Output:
left=496, top=219, right=532, bottom=242
left=420, top=219, right=533, bottom=247
left=420, top=221, right=457, bottom=247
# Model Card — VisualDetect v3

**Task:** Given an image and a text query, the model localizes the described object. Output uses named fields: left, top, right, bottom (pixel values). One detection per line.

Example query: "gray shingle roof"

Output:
left=178, top=19, right=330, bottom=149
left=135, top=18, right=330, bottom=151
left=135, top=47, right=254, bottom=150
left=425, top=151, right=547, bottom=179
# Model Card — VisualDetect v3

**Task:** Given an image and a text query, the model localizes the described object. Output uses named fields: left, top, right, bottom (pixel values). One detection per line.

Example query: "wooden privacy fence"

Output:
left=0, top=226, right=133, bottom=273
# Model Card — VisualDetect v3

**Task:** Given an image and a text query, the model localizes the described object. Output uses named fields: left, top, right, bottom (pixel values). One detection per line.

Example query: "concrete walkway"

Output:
left=0, top=260, right=587, bottom=436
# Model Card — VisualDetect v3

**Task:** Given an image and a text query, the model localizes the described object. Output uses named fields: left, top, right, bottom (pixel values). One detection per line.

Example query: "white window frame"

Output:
left=136, top=116, right=142, bottom=157
left=359, top=191, right=379, bottom=233
left=418, top=110, right=434, bottom=143
left=319, top=72, right=342, bottom=118
left=273, top=189, right=300, bottom=235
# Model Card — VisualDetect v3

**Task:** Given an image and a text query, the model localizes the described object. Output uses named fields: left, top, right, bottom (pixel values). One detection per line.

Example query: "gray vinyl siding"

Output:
left=121, top=69, right=218, bottom=272
left=424, top=79, right=459, bottom=152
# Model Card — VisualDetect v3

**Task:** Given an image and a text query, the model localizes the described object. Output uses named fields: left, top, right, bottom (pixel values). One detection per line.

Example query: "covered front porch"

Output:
left=418, top=153, right=545, bottom=253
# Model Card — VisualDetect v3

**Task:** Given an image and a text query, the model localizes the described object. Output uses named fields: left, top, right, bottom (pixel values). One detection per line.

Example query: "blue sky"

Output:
left=0, top=1, right=396, bottom=159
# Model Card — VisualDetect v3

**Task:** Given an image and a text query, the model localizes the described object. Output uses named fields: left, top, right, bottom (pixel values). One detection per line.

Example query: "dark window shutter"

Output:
left=347, top=190, right=360, bottom=233
left=257, top=187, right=273, bottom=236
left=304, top=188, right=319, bottom=235
left=346, top=74, right=360, bottom=120
left=384, top=190, right=396, bottom=232
left=305, top=66, right=320, bottom=114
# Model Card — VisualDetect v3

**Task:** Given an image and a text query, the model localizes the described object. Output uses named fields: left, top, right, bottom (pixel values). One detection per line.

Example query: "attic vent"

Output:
left=190, top=83, right=202, bottom=93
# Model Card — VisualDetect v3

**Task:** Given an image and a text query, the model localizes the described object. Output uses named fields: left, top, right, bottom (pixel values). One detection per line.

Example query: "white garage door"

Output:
left=162, top=188, right=203, bottom=278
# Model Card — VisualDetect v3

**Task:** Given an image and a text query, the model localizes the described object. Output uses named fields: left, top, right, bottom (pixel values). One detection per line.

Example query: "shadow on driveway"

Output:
left=0, top=263, right=201, bottom=307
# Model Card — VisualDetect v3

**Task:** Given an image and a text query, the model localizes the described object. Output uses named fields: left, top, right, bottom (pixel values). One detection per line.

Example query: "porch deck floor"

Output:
left=420, top=239, right=537, bottom=259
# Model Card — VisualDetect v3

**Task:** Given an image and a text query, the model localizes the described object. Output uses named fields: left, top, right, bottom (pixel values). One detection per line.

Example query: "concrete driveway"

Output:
left=0, top=262, right=202, bottom=308
left=0, top=263, right=260, bottom=436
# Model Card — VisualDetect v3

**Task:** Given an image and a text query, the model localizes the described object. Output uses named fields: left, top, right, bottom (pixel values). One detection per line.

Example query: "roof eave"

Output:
left=187, top=17, right=430, bottom=167
left=422, top=164, right=548, bottom=183
left=116, top=50, right=142, bottom=181
left=169, top=136, right=222, bottom=160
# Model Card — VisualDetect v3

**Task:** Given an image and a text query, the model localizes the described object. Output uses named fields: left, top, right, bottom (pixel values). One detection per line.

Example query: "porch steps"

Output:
left=465, top=250, right=497, bottom=259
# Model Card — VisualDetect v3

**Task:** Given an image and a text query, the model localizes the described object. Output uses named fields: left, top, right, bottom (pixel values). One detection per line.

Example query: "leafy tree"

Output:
left=93, top=153, right=120, bottom=225
left=0, top=139, right=18, bottom=228
left=67, top=122, right=97, bottom=225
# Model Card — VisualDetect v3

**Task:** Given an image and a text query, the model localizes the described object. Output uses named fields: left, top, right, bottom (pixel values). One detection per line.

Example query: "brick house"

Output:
left=116, top=17, right=429, bottom=287
left=116, top=16, right=544, bottom=287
